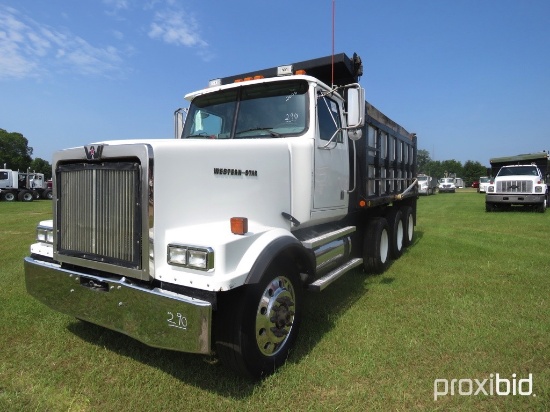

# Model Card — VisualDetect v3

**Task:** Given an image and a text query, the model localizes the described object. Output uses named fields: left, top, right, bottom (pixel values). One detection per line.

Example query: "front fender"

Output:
left=245, top=236, right=315, bottom=285
left=236, top=229, right=315, bottom=285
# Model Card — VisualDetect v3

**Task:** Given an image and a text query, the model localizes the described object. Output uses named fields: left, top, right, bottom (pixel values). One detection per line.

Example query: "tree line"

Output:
left=0, top=129, right=52, bottom=179
left=417, top=149, right=490, bottom=187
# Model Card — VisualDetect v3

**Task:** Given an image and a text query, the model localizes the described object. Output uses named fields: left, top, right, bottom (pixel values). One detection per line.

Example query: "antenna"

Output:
left=331, top=0, right=335, bottom=87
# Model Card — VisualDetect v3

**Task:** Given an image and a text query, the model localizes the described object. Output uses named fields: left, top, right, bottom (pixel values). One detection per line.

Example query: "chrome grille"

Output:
left=56, top=162, right=142, bottom=269
left=496, top=180, right=532, bottom=193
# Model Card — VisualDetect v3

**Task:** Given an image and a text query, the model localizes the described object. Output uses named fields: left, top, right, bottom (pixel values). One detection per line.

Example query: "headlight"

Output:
left=488, top=186, right=494, bottom=193
left=535, top=186, right=543, bottom=193
left=167, top=244, right=214, bottom=271
left=36, top=226, right=54, bottom=244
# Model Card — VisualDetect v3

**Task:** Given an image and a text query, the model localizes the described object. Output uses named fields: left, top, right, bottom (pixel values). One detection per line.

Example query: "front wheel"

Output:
left=536, top=197, right=547, bottom=213
left=2, top=191, right=16, bottom=202
left=215, top=264, right=302, bottom=379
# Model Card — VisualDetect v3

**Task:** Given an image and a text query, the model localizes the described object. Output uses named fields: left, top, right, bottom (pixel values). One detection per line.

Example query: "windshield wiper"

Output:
left=234, top=127, right=281, bottom=138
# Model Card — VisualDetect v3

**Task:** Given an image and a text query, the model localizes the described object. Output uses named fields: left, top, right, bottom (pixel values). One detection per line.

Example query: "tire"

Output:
left=386, top=207, right=404, bottom=259
left=2, top=191, right=16, bottom=202
left=485, top=202, right=494, bottom=212
left=215, top=263, right=302, bottom=379
left=18, top=191, right=34, bottom=202
left=363, top=218, right=390, bottom=274
left=402, top=206, right=415, bottom=247
left=536, top=197, right=547, bottom=213
left=42, top=189, right=53, bottom=200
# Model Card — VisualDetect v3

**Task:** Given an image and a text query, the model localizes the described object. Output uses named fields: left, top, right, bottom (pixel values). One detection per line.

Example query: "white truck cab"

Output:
left=486, top=164, right=547, bottom=212
left=438, top=177, right=456, bottom=193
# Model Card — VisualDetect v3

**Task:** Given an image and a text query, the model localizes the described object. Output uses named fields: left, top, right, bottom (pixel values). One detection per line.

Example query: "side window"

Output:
left=0, top=171, right=8, bottom=180
left=318, top=96, right=342, bottom=142
left=191, top=110, right=223, bottom=137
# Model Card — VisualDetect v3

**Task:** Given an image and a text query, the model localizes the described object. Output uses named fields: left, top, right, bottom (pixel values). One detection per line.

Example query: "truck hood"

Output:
left=148, top=138, right=292, bottom=233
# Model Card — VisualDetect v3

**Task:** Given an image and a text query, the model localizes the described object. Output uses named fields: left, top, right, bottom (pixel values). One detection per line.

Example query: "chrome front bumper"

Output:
left=486, top=193, right=545, bottom=205
left=24, top=256, right=212, bottom=354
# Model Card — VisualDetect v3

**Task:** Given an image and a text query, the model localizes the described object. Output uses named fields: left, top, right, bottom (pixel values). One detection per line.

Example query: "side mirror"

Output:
left=347, top=85, right=365, bottom=130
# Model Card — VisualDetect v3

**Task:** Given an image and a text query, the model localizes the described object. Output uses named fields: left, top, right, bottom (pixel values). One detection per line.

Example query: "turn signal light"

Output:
left=231, top=217, right=248, bottom=235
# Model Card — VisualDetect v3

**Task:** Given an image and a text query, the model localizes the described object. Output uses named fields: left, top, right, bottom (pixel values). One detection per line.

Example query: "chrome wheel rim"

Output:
left=255, top=276, right=296, bottom=356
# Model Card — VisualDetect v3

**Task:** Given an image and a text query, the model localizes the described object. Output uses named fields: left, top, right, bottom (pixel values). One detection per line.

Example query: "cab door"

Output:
left=313, top=92, right=349, bottom=210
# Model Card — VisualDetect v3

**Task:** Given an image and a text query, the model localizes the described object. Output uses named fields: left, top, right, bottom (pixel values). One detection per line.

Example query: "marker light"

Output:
left=208, top=78, right=222, bottom=87
left=231, top=217, right=248, bottom=235
left=295, top=69, right=307, bottom=75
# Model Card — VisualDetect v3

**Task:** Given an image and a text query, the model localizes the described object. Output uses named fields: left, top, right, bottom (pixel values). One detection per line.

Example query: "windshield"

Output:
left=182, top=80, right=308, bottom=139
left=480, top=177, right=490, bottom=183
left=441, top=178, right=454, bottom=183
left=417, top=176, right=428, bottom=181
left=497, top=166, right=538, bottom=177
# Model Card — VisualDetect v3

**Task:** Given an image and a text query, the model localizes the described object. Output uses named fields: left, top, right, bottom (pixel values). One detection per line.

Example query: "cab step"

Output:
left=307, top=258, right=363, bottom=292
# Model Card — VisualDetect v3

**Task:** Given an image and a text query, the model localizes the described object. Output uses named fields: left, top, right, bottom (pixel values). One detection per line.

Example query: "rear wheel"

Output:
left=215, top=263, right=302, bottom=379
left=42, top=189, right=53, bottom=200
left=386, top=208, right=404, bottom=259
left=18, top=190, right=34, bottom=202
left=363, top=218, right=390, bottom=274
left=402, top=206, right=415, bottom=247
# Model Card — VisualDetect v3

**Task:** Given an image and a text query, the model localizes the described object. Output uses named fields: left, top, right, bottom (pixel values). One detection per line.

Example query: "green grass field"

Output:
left=1, top=192, right=549, bottom=411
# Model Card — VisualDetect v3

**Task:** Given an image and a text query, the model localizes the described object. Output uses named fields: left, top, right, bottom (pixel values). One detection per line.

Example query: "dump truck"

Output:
left=417, top=174, right=437, bottom=195
left=0, top=168, right=52, bottom=201
left=24, top=53, right=418, bottom=378
left=486, top=152, right=549, bottom=212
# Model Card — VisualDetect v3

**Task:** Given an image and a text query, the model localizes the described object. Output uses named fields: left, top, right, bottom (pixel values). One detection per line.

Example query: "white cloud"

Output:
left=148, top=8, right=207, bottom=48
left=0, top=5, right=125, bottom=80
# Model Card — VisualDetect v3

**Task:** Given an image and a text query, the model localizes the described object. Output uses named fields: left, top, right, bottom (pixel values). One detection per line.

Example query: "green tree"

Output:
left=29, top=158, right=52, bottom=180
left=441, top=159, right=463, bottom=178
left=0, top=128, right=33, bottom=170
left=463, top=160, right=489, bottom=187
left=417, top=149, right=431, bottom=174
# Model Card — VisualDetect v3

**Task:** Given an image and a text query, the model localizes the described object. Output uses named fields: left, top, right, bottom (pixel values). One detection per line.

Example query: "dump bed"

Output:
left=490, top=152, right=549, bottom=177
left=351, top=103, right=417, bottom=209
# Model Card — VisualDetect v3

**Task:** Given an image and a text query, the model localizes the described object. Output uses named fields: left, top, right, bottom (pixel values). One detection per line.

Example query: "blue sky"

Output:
left=1, top=0, right=549, bottom=166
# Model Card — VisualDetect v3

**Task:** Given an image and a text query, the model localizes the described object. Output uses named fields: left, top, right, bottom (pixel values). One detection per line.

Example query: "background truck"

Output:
left=24, top=52, right=418, bottom=378
left=478, top=176, right=490, bottom=193
left=417, top=174, right=437, bottom=195
left=486, top=152, right=549, bottom=212
left=0, top=168, right=52, bottom=201
left=438, top=177, right=456, bottom=193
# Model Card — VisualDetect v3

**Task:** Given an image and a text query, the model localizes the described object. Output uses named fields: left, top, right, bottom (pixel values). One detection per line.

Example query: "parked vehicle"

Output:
left=478, top=176, right=490, bottom=193
left=471, top=181, right=479, bottom=189
left=417, top=174, right=437, bottom=195
left=0, top=168, right=52, bottom=201
left=438, top=177, right=456, bottom=193
left=24, top=53, right=418, bottom=378
left=486, top=152, right=549, bottom=213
